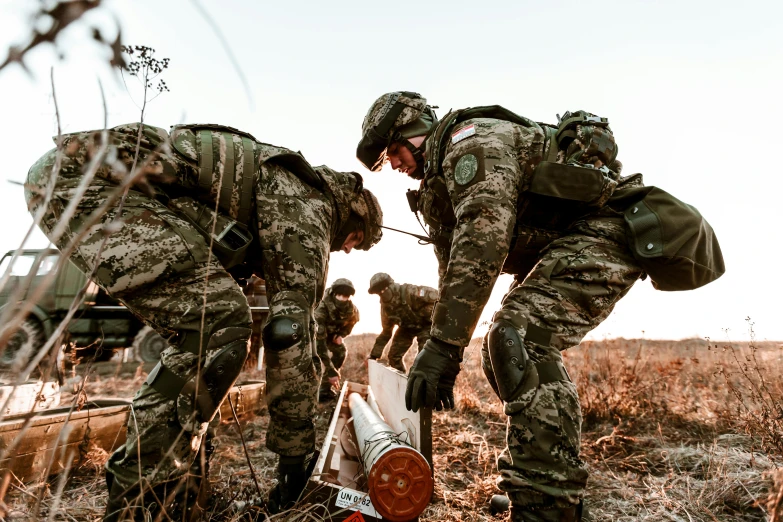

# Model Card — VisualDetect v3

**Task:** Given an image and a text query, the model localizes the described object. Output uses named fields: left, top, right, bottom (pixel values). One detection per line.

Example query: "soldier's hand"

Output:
left=333, top=335, right=343, bottom=345
left=405, top=338, right=461, bottom=413
left=328, top=376, right=340, bottom=389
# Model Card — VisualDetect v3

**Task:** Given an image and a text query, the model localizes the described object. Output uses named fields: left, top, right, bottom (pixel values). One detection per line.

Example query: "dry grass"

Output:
left=2, top=334, right=782, bottom=521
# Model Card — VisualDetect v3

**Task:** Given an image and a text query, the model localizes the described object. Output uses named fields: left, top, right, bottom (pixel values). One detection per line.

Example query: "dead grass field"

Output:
left=4, top=333, right=783, bottom=521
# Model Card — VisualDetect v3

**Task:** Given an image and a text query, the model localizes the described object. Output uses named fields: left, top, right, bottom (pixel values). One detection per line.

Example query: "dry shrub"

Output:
left=766, top=468, right=783, bottom=521
left=714, top=325, right=783, bottom=457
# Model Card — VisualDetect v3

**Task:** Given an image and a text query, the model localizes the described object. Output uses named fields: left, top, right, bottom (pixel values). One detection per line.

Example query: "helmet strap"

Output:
left=393, top=132, right=427, bottom=180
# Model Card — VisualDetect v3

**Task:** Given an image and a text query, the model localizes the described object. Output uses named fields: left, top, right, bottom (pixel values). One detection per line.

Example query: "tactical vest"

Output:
left=170, top=124, right=324, bottom=224
left=385, top=283, right=437, bottom=326
left=415, top=107, right=725, bottom=291
left=166, top=124, right=326, bottom=269
left=416, top=106, right=618, bottom=249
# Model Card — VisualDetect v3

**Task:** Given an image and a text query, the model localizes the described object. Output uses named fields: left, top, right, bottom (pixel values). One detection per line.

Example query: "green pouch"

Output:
left=620, top=186, right=725, bottom=291
left=529, top=161, right=617, bottom=205
left=168, top=196, right=252, bottom=269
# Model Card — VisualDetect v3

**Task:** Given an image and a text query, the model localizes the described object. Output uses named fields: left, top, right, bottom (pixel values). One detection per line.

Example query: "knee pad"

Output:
left=263, top=315, right=306, bottom=352
left=487, top=319, right=530, bottom=402
left=178, top=326, right=251, bottom=427
left=263, top=311, right=317, bottom=383
left=145, top=327, right=251, bottom=431
left=481, top=337, right=501, bottom=399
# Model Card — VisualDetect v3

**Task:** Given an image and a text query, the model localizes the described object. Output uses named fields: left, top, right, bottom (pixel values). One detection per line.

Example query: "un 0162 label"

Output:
left=335, top=488, right=377, bottom=517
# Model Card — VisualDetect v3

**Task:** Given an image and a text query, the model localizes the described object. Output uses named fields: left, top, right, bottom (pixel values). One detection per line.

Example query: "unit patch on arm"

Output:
left=454, top=153, right=479, bottom=185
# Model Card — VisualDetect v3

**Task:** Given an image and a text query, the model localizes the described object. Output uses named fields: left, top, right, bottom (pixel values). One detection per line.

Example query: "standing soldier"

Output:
left=314, top=278, right=360, bottom=401
left=25, top=123, right=382, bottom=520
left=367, top=272, right=438, bottom=373
left=356, top=92, right=723, bottom=521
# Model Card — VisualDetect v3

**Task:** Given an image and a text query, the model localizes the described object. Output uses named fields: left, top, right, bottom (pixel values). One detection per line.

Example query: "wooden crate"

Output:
left=0, top=380, right=265, bottom=483
left=304, top=361, right=432, bottom=522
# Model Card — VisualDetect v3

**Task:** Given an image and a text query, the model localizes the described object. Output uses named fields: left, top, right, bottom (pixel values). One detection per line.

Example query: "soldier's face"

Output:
left=341, top=230, right=364, bottom=253
left=387, top=136, right=426, bottom=178
left=335, top=294, right=351, bottom=301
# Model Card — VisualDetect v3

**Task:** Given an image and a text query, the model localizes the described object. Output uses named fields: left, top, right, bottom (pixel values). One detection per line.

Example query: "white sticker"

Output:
left=335, top=488, right=378, bottom=517
left=451, top=124, right=476, bottom=144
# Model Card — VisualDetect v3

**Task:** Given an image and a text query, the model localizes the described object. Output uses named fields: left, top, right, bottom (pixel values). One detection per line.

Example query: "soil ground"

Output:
left=3, top=334, right=782, bottom=521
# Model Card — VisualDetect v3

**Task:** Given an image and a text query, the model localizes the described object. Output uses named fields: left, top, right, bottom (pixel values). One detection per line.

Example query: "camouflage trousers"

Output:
left=25, top=150, right=253, bottom=494
left=318, top=340, right=346, bottom=391
left=264, top=292, right=320, bottom=457
left=481, top=216, right=642, bottom=515
left=387, top=326, right=430, bottom=372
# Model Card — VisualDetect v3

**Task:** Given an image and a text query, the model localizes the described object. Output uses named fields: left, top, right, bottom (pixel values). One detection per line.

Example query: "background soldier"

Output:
left=25, top=123, right=382, bottom=520
left=314, top=278, right=360, bottom=401
left=367, top=272, right=437, bottom=373
left=356, top=92, right=722, bottom=521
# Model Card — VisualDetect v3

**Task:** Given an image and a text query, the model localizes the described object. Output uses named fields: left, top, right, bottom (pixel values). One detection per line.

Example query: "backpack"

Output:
left=424, top=106, right=725, bottom=291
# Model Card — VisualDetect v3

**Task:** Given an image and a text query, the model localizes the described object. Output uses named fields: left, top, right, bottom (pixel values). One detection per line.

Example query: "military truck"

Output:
left=0, top=249, right=168, bottom=371
left=0, top=249, right=269, bottom=377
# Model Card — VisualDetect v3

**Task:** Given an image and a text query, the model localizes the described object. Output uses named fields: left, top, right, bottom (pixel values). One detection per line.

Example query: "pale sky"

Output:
left=0, top=0, right=781, bottom=342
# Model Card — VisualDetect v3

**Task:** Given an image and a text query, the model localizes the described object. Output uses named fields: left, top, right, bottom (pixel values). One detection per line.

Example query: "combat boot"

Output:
left=319, top=386, right=338, bottom=402
left=490, top=494, right=510, bottom=515
left=508, top=501, right=585, bottom=522
left=103, top=479, right=156, bottom=522
left=267, top=453, right=315, bottom=514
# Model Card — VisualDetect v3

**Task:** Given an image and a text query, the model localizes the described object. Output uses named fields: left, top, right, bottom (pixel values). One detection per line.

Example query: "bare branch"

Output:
left=189, top=0, right=254, bottom=109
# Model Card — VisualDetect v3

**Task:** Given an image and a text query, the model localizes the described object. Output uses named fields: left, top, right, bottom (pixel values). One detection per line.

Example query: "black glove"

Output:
left=405, top=338, right=462, bottom=412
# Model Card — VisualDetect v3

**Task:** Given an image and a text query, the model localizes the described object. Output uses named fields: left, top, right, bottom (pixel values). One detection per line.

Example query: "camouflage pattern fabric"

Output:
left=415, top=115, right=643, bottom=515
left=24, top=123, right=364, bottom=498
left=313, top=288, right=359, bottom=388
left=369, top=282, right=437, bottom=372
left=360, top=92, right=429, bottom=141
left=26, top=142, right=251, bottom=493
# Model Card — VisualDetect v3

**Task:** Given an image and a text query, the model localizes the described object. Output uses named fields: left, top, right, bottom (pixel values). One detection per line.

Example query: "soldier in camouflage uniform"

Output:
left=25, top=123, right=382, bottom=520
left=367, top=272, right=437, bottom=373
left=356, top=92, right=643, bottom=522
left=314, top=278, right=360, bottom=401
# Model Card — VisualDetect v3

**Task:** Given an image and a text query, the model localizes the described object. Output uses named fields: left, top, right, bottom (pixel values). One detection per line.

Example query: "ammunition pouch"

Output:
left=169, top=196, right=253, bottom=269
left=529, top=162, right=617, bottom=206
left=145, top=327, right=251, bottom=430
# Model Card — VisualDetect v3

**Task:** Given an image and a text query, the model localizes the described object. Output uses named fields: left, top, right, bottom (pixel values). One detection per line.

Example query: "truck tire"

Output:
left=131, top=326, right=169, bottom=363
left=1, top=317, right=45, bottom=380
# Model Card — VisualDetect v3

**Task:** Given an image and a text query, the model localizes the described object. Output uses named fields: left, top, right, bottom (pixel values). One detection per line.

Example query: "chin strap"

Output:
left=391, top=131, right=427, bottom=179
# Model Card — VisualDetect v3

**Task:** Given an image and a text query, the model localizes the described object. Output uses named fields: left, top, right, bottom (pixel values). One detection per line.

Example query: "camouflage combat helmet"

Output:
left=330, top=278, right=356, bottom=297
left=356, top=91, right=437, bottom=178
left=316, top=166, right=383, bottom=251
left=368, top=272, right=394, bottom=294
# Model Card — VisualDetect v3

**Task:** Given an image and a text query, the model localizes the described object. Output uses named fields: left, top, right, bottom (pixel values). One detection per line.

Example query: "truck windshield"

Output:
left=36, top=255, right=59, bottom=275
left=0, top=253, right=37, bottom=277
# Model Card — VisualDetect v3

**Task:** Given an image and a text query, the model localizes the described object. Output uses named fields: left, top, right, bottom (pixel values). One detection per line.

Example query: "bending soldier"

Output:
left=367, top=272, right=437, bottom=373
left=314, top=278, right=360, bottom=401
left=356, top=92, right=722, bottom=521
left=25, top=123, right=382, bottom=520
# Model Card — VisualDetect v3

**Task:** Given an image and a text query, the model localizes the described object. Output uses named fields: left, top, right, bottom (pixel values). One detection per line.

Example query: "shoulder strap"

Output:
left=198, top=129, right=213, bottom=191
left=238, top=137, right=256, bottom=224
left=424, top=105, right=542, bottom=180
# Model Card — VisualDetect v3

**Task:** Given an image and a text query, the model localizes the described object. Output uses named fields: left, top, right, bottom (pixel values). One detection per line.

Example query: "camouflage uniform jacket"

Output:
left=417, top=109, right=641, bottom=346
left=373, top=282, right=438, bottom=350
left=51, top=123, right=355, bottom=312
left=314, top=293, right=360, bottom=377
